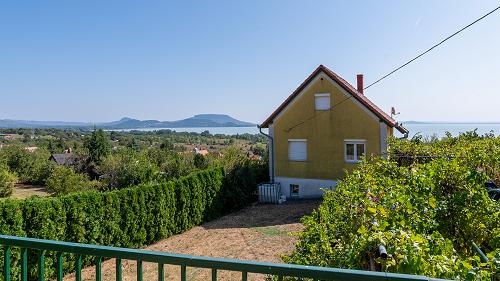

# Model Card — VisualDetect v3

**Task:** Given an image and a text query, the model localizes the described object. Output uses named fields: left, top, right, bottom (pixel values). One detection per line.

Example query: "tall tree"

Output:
left=84, top=129, right=110, bottom=166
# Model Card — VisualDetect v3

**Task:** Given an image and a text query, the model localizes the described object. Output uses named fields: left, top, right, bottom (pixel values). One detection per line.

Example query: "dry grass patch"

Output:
left=65, top=200, right=320, bottom=281
left=11, top=183, right=49, bottom=199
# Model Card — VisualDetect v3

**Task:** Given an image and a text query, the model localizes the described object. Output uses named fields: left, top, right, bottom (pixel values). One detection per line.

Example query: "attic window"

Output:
left=314, top=93, right=330, bottom=111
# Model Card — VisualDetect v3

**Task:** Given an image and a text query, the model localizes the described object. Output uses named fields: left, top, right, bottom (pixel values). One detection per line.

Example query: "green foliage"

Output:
left=83, top=129, right=110, bottom=166
left=0, top=146, right=53, bottom=185
left=0, top=164, right=267, bottom=280
left=285, top=134, right=500, bottom=280
left=45, top=166, right=99, bottom=195
left=193, top=153, right=208, bottom=170
left=0, top=168, right=17, bottom=198
left=98, top=149, right=158, bottom=191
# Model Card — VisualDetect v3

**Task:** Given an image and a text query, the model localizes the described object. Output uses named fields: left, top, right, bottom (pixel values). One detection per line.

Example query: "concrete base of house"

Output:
left=274, top=176, right=337, bottom=199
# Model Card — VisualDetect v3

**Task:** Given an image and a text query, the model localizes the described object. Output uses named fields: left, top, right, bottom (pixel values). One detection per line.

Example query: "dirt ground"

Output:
left=11, top=183, right=49, bottom=199
left=64, top=200, right=320, bottom=281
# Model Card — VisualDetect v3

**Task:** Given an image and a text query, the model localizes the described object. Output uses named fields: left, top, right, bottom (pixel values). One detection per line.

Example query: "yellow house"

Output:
left=259, top=65, right=407, bottom=199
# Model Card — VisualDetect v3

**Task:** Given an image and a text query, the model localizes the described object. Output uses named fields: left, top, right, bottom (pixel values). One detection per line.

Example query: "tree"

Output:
left=193, top=153, right=208, bottom=170
left=98, top=150, right=158, bottom=191
left=84, top=129, right=110, bottom=166
left=45, top=165, right=99, bottom=195
left=159, top=139, right=174, bottom=151
left=0, top=167, right=17, bottom=198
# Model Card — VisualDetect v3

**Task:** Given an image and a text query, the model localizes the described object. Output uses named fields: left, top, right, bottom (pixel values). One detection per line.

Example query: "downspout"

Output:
left=258, top=125, right=274, bottom=183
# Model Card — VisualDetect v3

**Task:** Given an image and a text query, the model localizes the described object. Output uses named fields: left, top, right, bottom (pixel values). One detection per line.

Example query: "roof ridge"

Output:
left=260, top=65, right=408, bottom=134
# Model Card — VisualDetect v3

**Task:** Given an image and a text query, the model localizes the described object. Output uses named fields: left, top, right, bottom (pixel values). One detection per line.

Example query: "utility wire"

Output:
left=284, top=95, right=353, bottom=132
left=284, top=5, right=500, bottom=133
left=364, top=4, right=500, bottom=90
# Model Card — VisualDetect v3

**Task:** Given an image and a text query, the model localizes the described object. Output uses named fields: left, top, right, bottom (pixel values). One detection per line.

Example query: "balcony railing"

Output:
left=0, top=235, right=450, bottom=281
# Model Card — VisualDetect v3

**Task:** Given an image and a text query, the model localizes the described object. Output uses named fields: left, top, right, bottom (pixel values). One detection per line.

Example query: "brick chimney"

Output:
left=356, top=74, right=364, bottom=94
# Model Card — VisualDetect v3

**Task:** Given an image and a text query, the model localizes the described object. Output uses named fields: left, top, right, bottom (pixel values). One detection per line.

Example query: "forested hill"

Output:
left=0, top=114, right=256, bottom=129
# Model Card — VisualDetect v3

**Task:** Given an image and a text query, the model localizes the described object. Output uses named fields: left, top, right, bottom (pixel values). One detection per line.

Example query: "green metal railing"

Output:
left=0, top=235, right=450, bottom=281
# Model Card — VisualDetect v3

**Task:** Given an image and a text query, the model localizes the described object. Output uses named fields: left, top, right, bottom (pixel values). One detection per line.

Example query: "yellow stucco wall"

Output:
left=272, top=73, right=392, bottom=180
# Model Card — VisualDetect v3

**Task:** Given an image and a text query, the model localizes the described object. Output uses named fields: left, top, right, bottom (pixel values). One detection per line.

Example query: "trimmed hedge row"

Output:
left=0, top=167, right=251, bottom=280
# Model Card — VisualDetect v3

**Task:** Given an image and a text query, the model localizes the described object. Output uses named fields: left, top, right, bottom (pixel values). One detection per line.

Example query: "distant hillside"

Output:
left=0, top=114, right=256, bottom=129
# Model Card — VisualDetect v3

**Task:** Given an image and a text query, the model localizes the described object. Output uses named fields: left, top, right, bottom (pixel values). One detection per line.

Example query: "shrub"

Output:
left=45, top=166, right=99, bottom=195
left=285, top=135, right=500, bottom=280
left=0, top=146, right=53, bottom=185
left=0, top=168, right=17, bottom=198
left=98, top=149, right=158, bottom=191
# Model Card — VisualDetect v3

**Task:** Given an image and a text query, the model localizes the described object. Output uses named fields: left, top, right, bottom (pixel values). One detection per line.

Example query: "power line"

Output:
left=284, top=5, right=500, bottom=133
left=364, top=4, right=500, bottom=90
left=284, top=95, right=353, bottom=132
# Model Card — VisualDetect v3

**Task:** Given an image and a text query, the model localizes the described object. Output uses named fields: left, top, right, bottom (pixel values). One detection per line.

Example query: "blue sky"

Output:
left=1, top=1, right=499, bottom=123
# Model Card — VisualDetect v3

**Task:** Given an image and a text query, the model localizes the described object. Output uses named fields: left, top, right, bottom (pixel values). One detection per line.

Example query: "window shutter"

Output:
left=288, top=140, right=307, bottom=161
left=315, top=93, right=330, bottom=110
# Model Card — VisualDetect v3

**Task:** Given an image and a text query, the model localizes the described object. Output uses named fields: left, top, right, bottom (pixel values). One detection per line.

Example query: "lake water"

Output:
left=400, top=123, right=500, bottom=138
left=115, top=123, right=500, bottom=138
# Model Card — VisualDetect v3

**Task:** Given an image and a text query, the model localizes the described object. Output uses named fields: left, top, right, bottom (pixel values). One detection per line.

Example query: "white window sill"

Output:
left=345, top=160, right=360, bottom=164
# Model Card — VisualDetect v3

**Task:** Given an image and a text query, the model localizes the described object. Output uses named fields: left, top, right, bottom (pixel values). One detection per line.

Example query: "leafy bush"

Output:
left=0, top=164, right=267, bottom=280
left=45, top=166, right=100, bottom=195
left=98, top=149, right=158, bottom=191
left=0, top=169, right=17, bottom=198
left=285, top=135, right=500, bottom=280
left=0, top=146, right=53, bottom=185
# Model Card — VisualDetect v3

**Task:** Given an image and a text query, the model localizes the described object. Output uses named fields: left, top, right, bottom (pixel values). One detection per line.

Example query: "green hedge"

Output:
left=0, top=166, right=260, bottom=280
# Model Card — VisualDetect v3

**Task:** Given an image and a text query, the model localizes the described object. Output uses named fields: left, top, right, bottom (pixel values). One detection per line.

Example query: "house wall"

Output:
left=272, top=73, right=388, bottom=183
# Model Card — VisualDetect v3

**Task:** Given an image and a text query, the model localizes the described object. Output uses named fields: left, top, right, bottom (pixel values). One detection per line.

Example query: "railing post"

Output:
left=115, top=258, right=122, bottom=281
left=242, top=271, right=248, bottom=281
left=158, top=263, right=164, bottom=281
left=21, top=248, right=27, bottom=281
left=56, top=252, right=64, bottom=281
left=180, top=265, right=186, bottom=281
left=37, top=250, right=45, bottom=281
left=211, top=268, right=217, bottom=281
left=3, top=246, right=10, bottom=281
left=137, top=260, right=143, bottom=281
left=96, top=256, right=102, bottom=281
left=75, top=254, right=82, bottom=281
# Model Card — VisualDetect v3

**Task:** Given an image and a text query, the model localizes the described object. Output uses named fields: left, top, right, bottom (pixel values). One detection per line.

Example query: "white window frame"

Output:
left=344, top=139, right=366, bottom=163
left=314, top=93, right=331, bottom=111
left=288, top=139, right=307, bottom=161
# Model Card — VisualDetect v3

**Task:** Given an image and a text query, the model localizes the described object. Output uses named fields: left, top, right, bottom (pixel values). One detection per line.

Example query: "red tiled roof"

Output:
left=259, top=65, right=408, bottom=134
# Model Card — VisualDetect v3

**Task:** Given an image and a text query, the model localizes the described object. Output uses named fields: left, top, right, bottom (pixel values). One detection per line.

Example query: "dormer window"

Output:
left=314, top=93, right=330, bottom=111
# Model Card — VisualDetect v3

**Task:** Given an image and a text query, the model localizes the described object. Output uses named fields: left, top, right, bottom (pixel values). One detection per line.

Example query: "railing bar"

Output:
left=158, top=263, right=164, bottom=281
left=137, top=260, right=143, bottom=281
left=242, top=271, right=248, bottom=281
left=0, top=235, right=455, bottom=280
left=21, top=248, right=28, bottom=281
left=4, top=246, right=11, bottom=281
left=96, top=256, right=102, bottom=281
left=116, top=258, right=122, bottom=281
left=56, top=252, right=64, bottom=281
left=38, top=250, right=45, bottom=281
left=211, top=268, right=217, bottom=281
left=181, top=265, right=187, bottom=281
left=75, top=254, right=82, bottom=281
